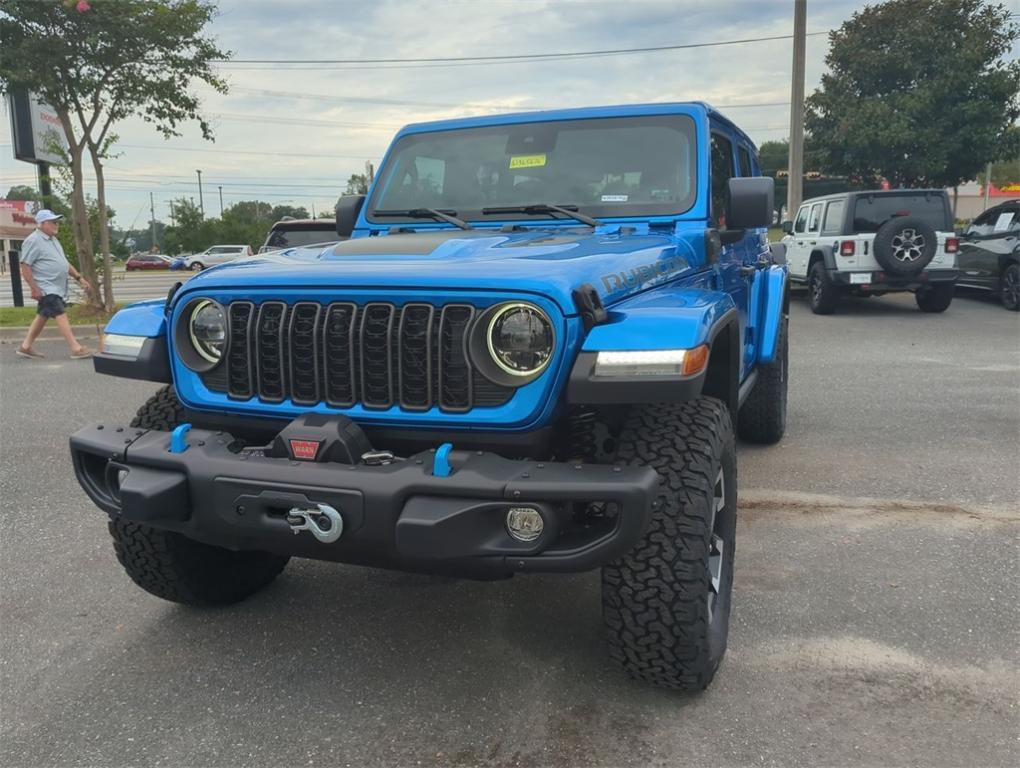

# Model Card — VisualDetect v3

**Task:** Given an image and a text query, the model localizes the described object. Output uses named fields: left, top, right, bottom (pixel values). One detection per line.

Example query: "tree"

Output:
left=0, top=1, right=229, bottom=309
left=271, top=204, right=310, bottom=220
left=345, top=173, right=369, bottom=195
left=805, top=0, right=1020, bottom=192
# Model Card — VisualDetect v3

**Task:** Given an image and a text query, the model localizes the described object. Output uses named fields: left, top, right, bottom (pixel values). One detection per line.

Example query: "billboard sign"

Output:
left=0, top=199, right=41, bottom=240
left=7, top=90, right=67, bottom=165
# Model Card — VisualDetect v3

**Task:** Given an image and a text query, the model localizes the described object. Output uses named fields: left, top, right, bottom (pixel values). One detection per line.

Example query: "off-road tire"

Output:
left=1001, top=263, right=1019, bottom=311
left=808, top=261, right=839, bottom=314
left=738, top=314, right=788, bottom=444
left=109, top=386, right=289, bottom=605
left=602, top=398, right=737, bottom=691
left=915, top=284, right=954, bottom=313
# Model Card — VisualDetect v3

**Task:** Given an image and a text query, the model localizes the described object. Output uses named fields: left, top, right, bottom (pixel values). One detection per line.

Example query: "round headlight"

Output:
left=486, top=303, right=553, bottom=376
left=189, top=300, right=226, bottom=363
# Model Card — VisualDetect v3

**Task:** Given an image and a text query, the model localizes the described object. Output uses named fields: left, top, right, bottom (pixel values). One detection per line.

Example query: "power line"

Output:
left=115, top=143, right=378, bottom=161
left=215, top=31, right=829, bottom=67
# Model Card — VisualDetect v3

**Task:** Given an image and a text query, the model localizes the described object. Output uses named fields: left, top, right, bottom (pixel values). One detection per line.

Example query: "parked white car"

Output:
left=182, top=244, right=253, bottom=271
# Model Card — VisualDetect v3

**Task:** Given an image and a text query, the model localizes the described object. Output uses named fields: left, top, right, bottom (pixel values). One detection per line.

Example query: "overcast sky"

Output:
left=0, top=0, right=975, bottom=227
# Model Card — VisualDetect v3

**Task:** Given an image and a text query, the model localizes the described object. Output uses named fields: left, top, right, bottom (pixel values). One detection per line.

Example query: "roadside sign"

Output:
left=7, top=90, right=67, bottom=165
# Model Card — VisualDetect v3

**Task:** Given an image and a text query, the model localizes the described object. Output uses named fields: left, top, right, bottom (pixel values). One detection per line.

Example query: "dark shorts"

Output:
left=37, top=294, right=67, bottom=318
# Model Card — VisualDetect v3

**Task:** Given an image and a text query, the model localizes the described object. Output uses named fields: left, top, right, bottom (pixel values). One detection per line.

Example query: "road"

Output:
left=1, top=269, right=191, bottom=308
left=1, top=291, right=1018, bottom=767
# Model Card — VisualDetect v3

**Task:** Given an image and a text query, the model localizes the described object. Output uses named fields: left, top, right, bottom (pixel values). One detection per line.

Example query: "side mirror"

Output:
left=727, top=177, right=775, bottom=229
left=336, top=194, right=366, bottom=238
left=781, top=220, right=794, bottom=235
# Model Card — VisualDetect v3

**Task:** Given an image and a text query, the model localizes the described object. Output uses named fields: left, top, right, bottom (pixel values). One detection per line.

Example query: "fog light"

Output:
left=506, top=506, right=544, bottom=542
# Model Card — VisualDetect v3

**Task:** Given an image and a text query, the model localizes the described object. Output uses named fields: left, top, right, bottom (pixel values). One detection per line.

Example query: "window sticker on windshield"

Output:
left=601, top=194, right=629, bottom=202
left=509, top=154, right=546, bottom=169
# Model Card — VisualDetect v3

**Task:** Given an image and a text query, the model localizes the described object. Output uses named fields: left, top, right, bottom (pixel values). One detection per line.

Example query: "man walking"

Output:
left=16, top=209, right=94, bottom=359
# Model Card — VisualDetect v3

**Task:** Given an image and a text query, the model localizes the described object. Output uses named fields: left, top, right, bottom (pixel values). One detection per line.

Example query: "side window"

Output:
left=807, top=203, right=823, bottom=232
left=793, top=205, right=810, bottom=233
left=710, top=132, right=735, bottom=228
left=737, top=146, right=753, bottom=177
left=821, top=200, right=844, bottom=234
left=967, top=208, right=1000, bottom=237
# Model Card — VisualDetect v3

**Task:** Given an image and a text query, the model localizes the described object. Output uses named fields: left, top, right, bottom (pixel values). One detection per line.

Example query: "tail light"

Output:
left=839, top=240, right=856, bottom=257
left=945, top=238, right=959, bottom=254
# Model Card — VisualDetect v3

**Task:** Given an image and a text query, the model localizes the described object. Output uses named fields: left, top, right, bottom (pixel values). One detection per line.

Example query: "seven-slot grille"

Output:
left=202, top=300, right=515, bottom=412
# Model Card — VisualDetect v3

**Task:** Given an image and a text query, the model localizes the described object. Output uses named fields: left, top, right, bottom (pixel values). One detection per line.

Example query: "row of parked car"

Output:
left=124, top=218, right=339, bottom=272
left=779, top=190, right=1019, bottom=313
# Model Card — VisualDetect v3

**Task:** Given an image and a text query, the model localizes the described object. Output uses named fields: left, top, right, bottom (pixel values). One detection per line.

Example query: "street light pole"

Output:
left=218, top=185, right=224, bottom=216
left=150, top=192, right=157, bottom=251
left=196, top=169, right=204, bottom=216
left=786, top=0, right=807, bottom=219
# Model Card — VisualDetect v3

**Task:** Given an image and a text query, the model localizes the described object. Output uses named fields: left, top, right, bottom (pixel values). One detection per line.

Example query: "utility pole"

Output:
left=982, top=162, right=992, bottom=212
left=169, top=200, right=176, bottom=227
left=786, top=0, right=807, bottom=218
left=365, top=160, right=375, bottom=183
left=218, top=185, right=224, bottom=216
left=149, top=192, right=157, bottom=251
left=196, top=169, right=204, bottom=216
left=311, top=202, right=316, bottom=218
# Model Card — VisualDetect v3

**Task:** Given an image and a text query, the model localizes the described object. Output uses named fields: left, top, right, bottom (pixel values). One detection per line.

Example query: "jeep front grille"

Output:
left=203, top=300, right=513, bottom=412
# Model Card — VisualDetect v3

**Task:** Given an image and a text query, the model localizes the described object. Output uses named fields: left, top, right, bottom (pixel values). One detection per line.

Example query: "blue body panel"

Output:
left=103, top=299, right=165, bottom=337
left=102, top=102, right=788, bottom=431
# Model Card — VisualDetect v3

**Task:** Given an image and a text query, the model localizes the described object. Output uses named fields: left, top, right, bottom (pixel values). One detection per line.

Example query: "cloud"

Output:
left=1, top=0, right=867, bottom=224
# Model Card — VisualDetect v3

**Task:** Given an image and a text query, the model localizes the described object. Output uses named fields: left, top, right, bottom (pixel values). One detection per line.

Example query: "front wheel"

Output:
left=915, top=284, right=954, bottom=313
left=108, top=386, right=289, bottom=605
left=189, top=262, right=204, bottom=271
left=602, top=398, right=737, bottom=691
left=1001, top=263, right=1019, bottom=311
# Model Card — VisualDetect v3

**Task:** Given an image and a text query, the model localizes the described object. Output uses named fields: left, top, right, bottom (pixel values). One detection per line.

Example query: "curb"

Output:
left=0, top=325, right=102, bottom=342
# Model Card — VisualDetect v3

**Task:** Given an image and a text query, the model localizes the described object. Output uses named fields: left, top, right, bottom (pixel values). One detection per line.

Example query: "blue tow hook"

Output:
left=169, top=423, right=192, bottom=454
left=433, top=442, right=453, bottom=477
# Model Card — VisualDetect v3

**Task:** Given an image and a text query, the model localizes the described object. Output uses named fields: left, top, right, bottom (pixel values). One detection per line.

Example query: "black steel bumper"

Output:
left=70, top=423, right=658, bottom=577
left=829, top=268, right=959, bottom=291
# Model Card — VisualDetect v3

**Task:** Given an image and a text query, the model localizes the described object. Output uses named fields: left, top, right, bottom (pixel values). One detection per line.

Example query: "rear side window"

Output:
left=267, top=227, right=336, bottom=249
left=807, top=203, right=823, bottom=232
left=710, top=132, right=735, bottom=227
left=853, top=193, right=950, bottom=233
left=822, top=200, right=844, bottom=234
left=737, top=146, right=753, bottom=177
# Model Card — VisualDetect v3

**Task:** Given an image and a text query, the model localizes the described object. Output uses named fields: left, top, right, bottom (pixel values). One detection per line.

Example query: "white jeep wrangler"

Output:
left=781, top=189, right=959, bottom=314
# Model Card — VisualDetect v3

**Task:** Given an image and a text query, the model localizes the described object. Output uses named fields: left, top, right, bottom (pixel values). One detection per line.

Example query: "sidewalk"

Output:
left=0, top=325, right=101, bottom=342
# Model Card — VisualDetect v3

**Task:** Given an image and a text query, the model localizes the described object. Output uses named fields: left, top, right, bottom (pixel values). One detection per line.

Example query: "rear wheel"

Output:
left=738, top=314, right=788, bottom=444
left=1001, top=263, right=1019, bottom=311
left=602, top=398, right=737, bottom=691
left=808, top=262, right=839, bottom=314
left=189, top=262, right=204, bottom=271
left=915, top=284, right=954, bottom=313
left=108, top=386, right=289, bottom=606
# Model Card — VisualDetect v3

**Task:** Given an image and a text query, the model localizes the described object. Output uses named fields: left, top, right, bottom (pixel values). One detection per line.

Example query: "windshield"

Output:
left=266, top=226, right=337, bottom=250
left=367, top=115, right=697, bottom=223
left=853, top=193, right=950, bottom=233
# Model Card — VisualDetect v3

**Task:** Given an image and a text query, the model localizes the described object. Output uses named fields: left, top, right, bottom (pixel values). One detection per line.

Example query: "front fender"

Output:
left=568, top=284, right=738, bottom=405
left=96, top=300, right=171, bottom=383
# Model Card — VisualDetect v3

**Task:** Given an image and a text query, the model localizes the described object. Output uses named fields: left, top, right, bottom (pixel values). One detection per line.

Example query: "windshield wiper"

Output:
left=372, top=208, right=473, bottom=230
left=481, top=204, right=601, bottom=227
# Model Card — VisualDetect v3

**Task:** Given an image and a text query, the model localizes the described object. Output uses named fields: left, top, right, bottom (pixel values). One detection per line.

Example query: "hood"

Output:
left=181, top=227, right=702, bottom=314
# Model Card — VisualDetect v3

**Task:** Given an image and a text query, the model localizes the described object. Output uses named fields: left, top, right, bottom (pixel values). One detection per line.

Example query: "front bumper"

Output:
left=829, top=268, right=959, bottom=291
left=70, top=423, right=658, bottom=577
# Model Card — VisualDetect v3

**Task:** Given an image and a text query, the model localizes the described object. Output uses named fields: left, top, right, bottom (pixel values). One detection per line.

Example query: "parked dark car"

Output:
left=258, top=218, right=340, bottom=253
left=125, top=253, right=172, bottom=271
left=957, top=199, right=1020, bottom=311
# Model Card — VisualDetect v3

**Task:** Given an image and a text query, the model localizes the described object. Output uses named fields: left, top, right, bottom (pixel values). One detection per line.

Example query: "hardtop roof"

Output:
left=397, top=102, right=759, bottom=151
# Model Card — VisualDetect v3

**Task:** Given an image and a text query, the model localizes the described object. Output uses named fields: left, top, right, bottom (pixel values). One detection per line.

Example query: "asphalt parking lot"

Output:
left=1, top=291, right=1018, bottom=767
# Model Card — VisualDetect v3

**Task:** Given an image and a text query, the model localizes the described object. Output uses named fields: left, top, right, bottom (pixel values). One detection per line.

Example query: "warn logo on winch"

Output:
left=289, top=439, right=322, bottom=461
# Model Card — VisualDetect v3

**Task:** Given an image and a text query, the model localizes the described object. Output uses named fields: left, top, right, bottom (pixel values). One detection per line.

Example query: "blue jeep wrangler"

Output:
left=71, top=103, right=788, bottom=690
